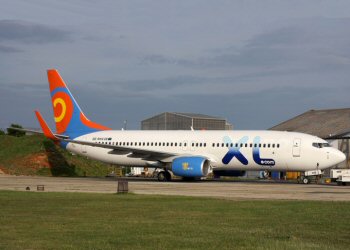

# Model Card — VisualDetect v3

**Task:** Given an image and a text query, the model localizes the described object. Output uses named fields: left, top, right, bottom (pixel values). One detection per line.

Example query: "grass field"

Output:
left=0, top=191, right=349, bottom=249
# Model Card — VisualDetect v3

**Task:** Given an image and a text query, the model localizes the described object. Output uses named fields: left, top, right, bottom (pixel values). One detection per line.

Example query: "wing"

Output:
left=64, top=138, right=178, bottom=162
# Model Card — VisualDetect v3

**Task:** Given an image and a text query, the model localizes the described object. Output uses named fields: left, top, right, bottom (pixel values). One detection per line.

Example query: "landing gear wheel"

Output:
left=157, top=171, right=172, bottom=182
left=302, top=177, right=309, bottom=184
left=157, top=171, right=167, bottom=182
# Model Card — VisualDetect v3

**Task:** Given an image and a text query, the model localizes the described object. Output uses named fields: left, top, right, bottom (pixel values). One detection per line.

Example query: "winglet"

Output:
left=35, top=111, right=58, bottom=141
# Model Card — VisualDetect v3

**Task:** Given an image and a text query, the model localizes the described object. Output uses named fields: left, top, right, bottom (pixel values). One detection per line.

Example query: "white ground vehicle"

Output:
left=298, top=170, right=324, bottom=184
left=330, top=169, right=350, bottom=186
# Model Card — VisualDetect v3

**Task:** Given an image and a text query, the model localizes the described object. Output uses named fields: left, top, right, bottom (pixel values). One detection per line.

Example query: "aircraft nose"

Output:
left=334, top=150, right=346, bottom=165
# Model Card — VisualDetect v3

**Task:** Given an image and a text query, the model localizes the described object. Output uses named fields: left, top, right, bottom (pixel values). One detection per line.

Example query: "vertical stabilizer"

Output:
left=47, top=69, right=110, bottom=138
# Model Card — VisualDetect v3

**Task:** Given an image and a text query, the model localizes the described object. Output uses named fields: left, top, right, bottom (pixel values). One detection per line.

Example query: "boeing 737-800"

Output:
left=12, top=70, right=346, bottom=182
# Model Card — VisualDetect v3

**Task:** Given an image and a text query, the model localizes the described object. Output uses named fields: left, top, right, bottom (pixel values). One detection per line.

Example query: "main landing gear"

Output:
left=157, top=170, right=172, bottom=182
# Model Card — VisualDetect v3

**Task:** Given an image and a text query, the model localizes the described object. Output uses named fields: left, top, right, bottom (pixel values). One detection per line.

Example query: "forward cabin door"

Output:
left=292, top=138, right=301, bottom=157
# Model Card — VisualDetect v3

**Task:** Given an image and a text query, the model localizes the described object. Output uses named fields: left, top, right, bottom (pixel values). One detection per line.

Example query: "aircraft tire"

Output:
left=302, top=177, right=309, bottom=184
left=157, top=171, right=167, bottom=182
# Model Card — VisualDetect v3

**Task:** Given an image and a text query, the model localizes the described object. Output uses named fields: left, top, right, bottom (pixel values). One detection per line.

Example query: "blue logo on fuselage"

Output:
left=222, top=136, right=249, bottom=165
left=222, top=136, right=275, bottom=166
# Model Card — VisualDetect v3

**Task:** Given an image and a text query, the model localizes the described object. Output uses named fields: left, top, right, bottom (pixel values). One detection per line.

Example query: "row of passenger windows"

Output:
left=96, top=141, right=280, bottom=148
left=213, top=143, right=280, bottom=148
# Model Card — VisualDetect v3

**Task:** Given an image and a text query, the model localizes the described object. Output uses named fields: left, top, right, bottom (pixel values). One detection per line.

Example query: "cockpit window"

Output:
left=312, top=142, right=331, bottom=148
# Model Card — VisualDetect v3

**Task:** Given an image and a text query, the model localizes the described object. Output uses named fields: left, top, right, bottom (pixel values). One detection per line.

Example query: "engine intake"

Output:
left=172, top=156, right=210, bottom=177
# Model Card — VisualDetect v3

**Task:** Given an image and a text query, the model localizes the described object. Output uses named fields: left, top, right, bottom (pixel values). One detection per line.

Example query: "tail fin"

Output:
left=35, top=110, right=58, bottom=141
left=47, top=69, right=110, bottom=138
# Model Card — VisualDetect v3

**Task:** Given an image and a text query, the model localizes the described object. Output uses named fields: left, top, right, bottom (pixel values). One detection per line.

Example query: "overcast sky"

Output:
left=1, top=0, right=350, bottom=130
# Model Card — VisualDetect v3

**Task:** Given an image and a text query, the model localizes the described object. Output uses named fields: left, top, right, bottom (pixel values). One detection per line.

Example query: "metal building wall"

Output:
left=192, top=119, right=226, bottom=130
left=142, top=112, right=232, bottom=130
left=166, top=113, right=192, bottom=130
left=141, top=113, right=166, bottom=130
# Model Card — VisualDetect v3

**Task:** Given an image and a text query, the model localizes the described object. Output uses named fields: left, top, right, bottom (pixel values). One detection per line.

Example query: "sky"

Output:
left=1, top=0, right=350, bottom=130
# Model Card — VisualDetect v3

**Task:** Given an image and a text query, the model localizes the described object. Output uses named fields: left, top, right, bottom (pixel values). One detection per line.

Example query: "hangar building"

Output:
left=141, top=112, right=233, bottom=130
left=270, top=108, right=350, bottom=169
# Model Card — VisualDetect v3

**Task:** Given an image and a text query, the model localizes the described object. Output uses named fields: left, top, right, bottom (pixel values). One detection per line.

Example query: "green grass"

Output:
left=0, top=135, right=110, bottom=176
left=0, top=191, right=349, bottom=249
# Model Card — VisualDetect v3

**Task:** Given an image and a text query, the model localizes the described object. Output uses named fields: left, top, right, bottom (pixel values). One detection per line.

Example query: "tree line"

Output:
left=0, top=124, right=26, bottom=137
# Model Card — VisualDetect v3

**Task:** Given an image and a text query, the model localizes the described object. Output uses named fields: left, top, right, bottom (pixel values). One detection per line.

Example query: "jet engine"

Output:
left=171, top=156, right=210, bottom=177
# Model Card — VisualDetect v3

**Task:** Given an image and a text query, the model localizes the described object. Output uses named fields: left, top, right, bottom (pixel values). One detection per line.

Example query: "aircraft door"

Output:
left=292, top=138, right=301, bottom=157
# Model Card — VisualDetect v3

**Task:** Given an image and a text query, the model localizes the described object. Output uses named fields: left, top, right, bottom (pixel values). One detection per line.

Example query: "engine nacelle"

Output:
left=172, top=156, right=210, bottom=177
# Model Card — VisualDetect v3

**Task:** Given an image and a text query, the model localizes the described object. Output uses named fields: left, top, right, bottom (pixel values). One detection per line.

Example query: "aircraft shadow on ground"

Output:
left=43, top=140, right=78, bottom=176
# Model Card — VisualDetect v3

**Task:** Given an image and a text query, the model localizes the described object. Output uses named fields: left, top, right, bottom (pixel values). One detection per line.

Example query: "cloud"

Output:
left=0, top=19, right=72, bottom=44
left=0, top=44, right=22, bottom=53
left=140, top=18, right=350, bottom=71
left=140, top=54, right=192, bottom=67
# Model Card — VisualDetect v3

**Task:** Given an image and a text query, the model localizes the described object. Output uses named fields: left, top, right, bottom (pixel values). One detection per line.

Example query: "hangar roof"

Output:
left=172, top=112, right=224, bottom=120
left=270, top=108, right=350, bottom=139
left=142, top=112, right=224, bottom=121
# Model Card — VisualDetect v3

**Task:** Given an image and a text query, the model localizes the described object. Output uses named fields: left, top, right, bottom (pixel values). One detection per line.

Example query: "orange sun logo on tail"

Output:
left=51, top=92, right=73, bottom=134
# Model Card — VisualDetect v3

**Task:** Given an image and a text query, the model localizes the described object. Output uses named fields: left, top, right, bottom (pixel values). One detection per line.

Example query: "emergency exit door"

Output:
left=292, top=138, right=301, bottom=157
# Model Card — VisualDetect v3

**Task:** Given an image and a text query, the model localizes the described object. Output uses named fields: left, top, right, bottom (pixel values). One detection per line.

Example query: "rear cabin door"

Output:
left=292, top=138, right=301, bottom=157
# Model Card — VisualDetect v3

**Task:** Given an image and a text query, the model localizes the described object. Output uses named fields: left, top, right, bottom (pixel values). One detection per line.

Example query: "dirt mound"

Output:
left=0, top=165, right=7, bottom=174
left=17, top=153, right=50, bottom=169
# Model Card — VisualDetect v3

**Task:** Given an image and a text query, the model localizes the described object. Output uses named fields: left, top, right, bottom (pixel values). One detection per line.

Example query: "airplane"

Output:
left=11, top=69, right=346, bottom=182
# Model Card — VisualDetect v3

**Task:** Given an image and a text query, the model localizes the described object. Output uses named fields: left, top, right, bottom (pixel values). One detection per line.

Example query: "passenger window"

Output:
left=175, top=143, right=177, bottom=146
left=167, top=143, right=169, bottom=146
left=277, top=144, right=280, bottom=148
left=235, top=143, right=238, bottom=147
left=222, top=143, right=225, bottom=147
left=217, top=143, right=220, bottom=147
left=200, top=143, right=202, bottom=147
left=226, top=143, right=229, bottom=147
left=171, top=143, right=173, bottom=146
left=268, top=144, right=270, bottom=148
left=245, top=143, right=248, bottom=147
left=179, top=143, right=182, bottom=147
left=204, top=143, right=206, bottom=147
left=212, top=143, right=215, bottom=147
left=272, top=144, right=275, bottom=148
left=196, top=143, right=198, bottom=147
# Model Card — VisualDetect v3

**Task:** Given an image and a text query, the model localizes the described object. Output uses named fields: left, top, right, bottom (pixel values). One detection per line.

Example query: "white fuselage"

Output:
left=66, top=130, right=346, bottom=172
